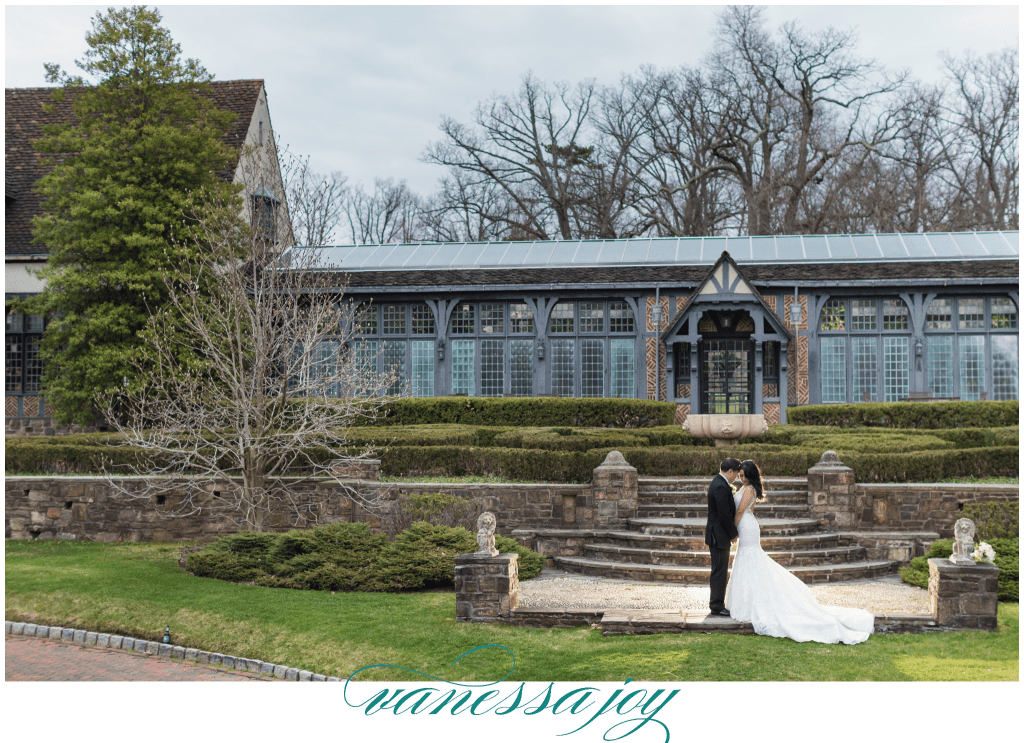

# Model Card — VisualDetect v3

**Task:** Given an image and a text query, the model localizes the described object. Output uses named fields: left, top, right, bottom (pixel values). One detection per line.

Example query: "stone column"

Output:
left=454, top=553, right=519, bottom=622
left=588, top=450, right=639, bottom=529
left=928, top=558, right=999, bottom=629
left=806, top=450, right=856, bottom=530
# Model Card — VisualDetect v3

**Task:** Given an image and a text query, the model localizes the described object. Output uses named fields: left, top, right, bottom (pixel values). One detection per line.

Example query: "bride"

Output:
left=725, top=459, right=875, bottom=644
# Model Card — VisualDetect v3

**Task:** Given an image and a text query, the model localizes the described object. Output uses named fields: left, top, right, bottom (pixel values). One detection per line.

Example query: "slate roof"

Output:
left=5, top=80, right=264, bottom=257
left=334, top=258, right=1019, bottom=289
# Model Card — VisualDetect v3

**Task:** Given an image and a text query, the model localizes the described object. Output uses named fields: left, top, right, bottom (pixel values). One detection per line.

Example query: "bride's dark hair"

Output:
left=740, top=460, right=765, bottom=501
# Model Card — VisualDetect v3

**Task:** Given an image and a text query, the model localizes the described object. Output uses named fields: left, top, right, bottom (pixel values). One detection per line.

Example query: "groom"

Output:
left=705, top=458, right=741, bottom=616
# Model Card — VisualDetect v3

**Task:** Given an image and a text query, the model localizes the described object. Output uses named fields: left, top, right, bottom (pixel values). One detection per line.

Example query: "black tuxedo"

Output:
left=704, top=472, right=739, bottom=612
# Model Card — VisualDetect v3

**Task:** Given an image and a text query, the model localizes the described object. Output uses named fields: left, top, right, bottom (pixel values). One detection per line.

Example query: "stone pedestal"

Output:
left=928, top=558, right=999, bottom=629
left=807, top=450, right=856, bottom=530
left=587, top=451, right=638, bottom=529
left=454, top=553, right=519, bottom=622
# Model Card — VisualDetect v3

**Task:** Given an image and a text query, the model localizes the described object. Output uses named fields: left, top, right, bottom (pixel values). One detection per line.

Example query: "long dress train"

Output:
left=725, top=488, right=875, bottom=644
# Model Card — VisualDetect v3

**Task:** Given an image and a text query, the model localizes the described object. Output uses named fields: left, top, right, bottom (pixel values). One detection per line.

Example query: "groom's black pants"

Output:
left=708, top=545, right=730, bottom=612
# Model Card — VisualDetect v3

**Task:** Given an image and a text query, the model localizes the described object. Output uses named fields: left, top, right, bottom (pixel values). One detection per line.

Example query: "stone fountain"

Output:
left=682, top=414, right=769, bottom=447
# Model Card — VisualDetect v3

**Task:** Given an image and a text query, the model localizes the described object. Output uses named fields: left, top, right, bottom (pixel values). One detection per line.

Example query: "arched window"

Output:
left=818, top=297, right=911, bottom=403
left=547, top=300, right=636, bottom=398
left=924, top=296, right=1017, bottom=400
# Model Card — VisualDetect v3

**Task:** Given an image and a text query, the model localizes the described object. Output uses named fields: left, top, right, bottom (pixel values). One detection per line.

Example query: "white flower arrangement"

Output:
left=971, top=542, right=997, bottom=564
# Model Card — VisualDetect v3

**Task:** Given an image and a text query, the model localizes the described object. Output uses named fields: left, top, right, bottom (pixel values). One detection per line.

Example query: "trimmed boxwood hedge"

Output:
left=960, top=501, right=1019, bottom=540
left=787, top=400, right=1018, bottom=429
left=186, top=521, right=544, bottom=591
left=360, top=397, right=677, bottom=428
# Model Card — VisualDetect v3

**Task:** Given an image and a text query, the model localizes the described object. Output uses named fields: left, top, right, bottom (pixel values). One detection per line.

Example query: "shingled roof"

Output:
left=5, top=79, right=264, bottom=257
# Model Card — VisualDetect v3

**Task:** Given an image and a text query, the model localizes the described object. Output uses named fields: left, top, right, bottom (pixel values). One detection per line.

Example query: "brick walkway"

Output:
left=5, top=636, right=277, bottom=681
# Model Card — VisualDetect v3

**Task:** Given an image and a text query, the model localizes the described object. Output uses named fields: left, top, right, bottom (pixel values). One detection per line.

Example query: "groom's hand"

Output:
left=731, top=537, right=738, bottom=543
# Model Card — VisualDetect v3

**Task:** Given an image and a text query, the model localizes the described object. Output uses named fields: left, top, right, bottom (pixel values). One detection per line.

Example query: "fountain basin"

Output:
left=682, top=414, right=769, bottom=447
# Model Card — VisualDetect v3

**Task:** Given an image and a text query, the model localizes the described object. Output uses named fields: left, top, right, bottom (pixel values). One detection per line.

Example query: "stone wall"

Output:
left=854, top=483, right=1019, bottom=538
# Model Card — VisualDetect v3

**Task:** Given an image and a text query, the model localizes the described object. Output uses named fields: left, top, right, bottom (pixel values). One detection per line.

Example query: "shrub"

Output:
left=492, top=427, right=652, bottom=452
left=900, top=537, right=1019, bottom=602
left=787, top=400, right=1018, bottom=429
left=495, top=535, right=544, bottom=580
left=960, top=501, right=1020, bottom=540
left=365, top=522, right=478, bottom=591
left=358, top=397, right=677, bottom=428
left=899, top=539, right=953, bottom=589
left=841, top=447, right=1019, bottom=482
left=386, top=491, right=483, bottom=537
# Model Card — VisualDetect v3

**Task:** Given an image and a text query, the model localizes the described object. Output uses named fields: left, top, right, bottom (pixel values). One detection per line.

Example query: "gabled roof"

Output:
left=5, top=80, right=264, bottom=257
left=660, top=251, right=793, bottom=340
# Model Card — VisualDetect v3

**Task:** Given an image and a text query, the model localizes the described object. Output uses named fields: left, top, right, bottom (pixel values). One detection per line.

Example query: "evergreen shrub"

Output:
left=787, top=400, right=1017, bottom=428
left=900, top=537, right=1019, bottom=602
left=960, top=501, right=1020, bottom=540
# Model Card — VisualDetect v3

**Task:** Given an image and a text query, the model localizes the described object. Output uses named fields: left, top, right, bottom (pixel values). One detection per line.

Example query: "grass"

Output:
left=6, top=540, right=1018, bottom=682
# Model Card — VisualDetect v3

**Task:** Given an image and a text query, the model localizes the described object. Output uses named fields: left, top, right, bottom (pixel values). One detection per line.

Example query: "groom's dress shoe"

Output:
left=711, top=609, right=731, bottom=617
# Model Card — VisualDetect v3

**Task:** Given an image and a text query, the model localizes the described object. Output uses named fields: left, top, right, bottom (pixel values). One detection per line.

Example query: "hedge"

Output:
left=359, top=397, right=677, bottom=428
left=787, top=400, right=1018, bottom=429
left=186, top=521, right=544, bottom=592
left=960, top=501, right=1020, bottom=540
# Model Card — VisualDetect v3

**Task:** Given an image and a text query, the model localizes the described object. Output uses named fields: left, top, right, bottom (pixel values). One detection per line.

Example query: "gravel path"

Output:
left=519, top=571, right=931, bottom=614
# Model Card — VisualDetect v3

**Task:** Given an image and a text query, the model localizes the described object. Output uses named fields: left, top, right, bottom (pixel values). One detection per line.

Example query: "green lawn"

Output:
left=6, top=540, right=1017, bottom=682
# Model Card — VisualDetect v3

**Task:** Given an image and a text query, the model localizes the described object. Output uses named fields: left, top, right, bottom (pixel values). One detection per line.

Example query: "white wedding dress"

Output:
left=725, top=486, right=875, bottom=644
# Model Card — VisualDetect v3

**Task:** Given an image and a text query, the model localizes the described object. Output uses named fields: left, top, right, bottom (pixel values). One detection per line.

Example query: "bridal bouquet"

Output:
left=971, top=542, right=997, bottom=564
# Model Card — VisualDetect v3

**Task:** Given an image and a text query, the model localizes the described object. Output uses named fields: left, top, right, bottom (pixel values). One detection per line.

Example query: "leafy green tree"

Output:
left=27, top=5, right=238, bottom=425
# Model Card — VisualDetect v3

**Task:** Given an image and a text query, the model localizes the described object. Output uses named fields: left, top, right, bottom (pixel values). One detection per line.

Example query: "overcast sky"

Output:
left=5, top=3, right=1020, bottom=198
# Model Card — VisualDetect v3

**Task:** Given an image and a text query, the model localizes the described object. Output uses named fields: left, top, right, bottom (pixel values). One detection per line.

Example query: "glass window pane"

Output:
left=820, top=298, right=845, bottom=331
left=411, top=304, right=435, bottom=335
left=311, top=340, right=338, bottom=397
left=382, top=340, right=406, bottom=396
left=451, top=304, right=475, bottom=334
left=610, top=338, right=634, bottom=399
left=958, top=335, right=986, bottom=400
left=509, top=339, right=534, bottom=396
left=883, top=299, right=909, bottom=331
left=480, top=339, right=504, bottom=397
left=550, top=339, right=575, bottom=396
left=581, top=338, right=604, bottom=397
left=353, top=340, right=378, bottom=397
left=356, top=304, right=377, bottom=335
left=851, top=300, right=877, bottom=331
left=609, top=301, right=634, bottom=333
left=927, top=336, right=954, bottom=398
left=926, top=298, right=952, bottom=330
left=992, top=336, right=1018, bottom=400
left=480, top=304, right=504, bottom=334
left=24, top=336, right=43, bottom=392
left=451, top=339, right=475, bottom=395
left=958, top=298, right=984, bottom=329
left=6, top=312, right=23, bottom=333
left=509, top=303, right=534, bottom=334
left=6, top=334, right=22, bottom=393
left=382, top=304, right=405, bottom=335
left=851, top=336, right=877, bottom=401
left=579, top=302, right=604, bottom=333
left=990, top=298, right=1017, bottom=329
left=820, top=337, right=846, bottom=403
left=883, top=337, right=909, bottom=402
left=764, top=341, right=780, bottom=383
left=411, top=340, right=435, bottom=397
left=549, top=302, right=574, bottom=333
left=25, top=315, right=44, bottom=333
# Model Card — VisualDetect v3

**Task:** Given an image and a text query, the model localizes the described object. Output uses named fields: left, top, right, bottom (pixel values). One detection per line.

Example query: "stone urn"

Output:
left=682, top=414, right=769, bottom=447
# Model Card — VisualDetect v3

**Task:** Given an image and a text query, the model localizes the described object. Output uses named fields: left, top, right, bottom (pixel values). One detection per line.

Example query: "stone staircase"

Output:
left=516, top=476, right=897, bottom=584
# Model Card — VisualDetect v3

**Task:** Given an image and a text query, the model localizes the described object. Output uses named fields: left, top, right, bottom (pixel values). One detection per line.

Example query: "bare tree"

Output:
left=424, top=73, right=600, bottom=240
left=97, top=148, right=401, bottom=531
left=279, top=138, right=349, bottom=246
left=343, top=177, right=423, bottom=244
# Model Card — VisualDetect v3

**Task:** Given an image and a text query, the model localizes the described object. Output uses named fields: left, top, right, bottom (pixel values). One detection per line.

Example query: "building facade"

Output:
left=307, top=232, right=1018, bottom=424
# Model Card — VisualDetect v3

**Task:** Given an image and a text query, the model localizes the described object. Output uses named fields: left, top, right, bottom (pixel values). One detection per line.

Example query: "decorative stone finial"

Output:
left=600, top=450, right=628, bottom=467
left=817, top=450, right=845, bottom=467
left=475, top=512, right=499, bottom=557
left=950, top=518, right=977, bottom=565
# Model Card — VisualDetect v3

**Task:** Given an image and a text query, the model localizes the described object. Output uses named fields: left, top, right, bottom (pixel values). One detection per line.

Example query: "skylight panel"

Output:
left=873, top=234, right=909, bottom=258
left=978, top=232, right=1017, bottom=256
left=950, top=232, right=988, bottom=256
left=646, top=239, right=678, bottom=264
left=850, top=235, right=883, bottom=259
left=926, top=233, right=962, bottom=258
left=775, top=236, right=804, bottom=260
left=825, top=235, right=857, bottom=259
left=548, top=241, right=579, bottom=266
left=900, top=234, right=934, bottom=258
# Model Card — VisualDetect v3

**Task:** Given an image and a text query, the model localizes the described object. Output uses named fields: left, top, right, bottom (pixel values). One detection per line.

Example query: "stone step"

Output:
left=628, top=517, right=821, bottom=536
left=550, top=556, right=896, bottom=585
left=581, top=543, right=867, bottom=567
left=597, top=530, right=845, bottom=552
left=637, top=477, right=807, bottom=494
left=638, top=490, right=808, bottom=506
left=636, top=503, right=811, bottom=519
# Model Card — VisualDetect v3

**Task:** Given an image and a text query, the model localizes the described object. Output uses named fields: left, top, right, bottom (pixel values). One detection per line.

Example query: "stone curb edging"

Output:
left=4, top=621, right=340, bottom=682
